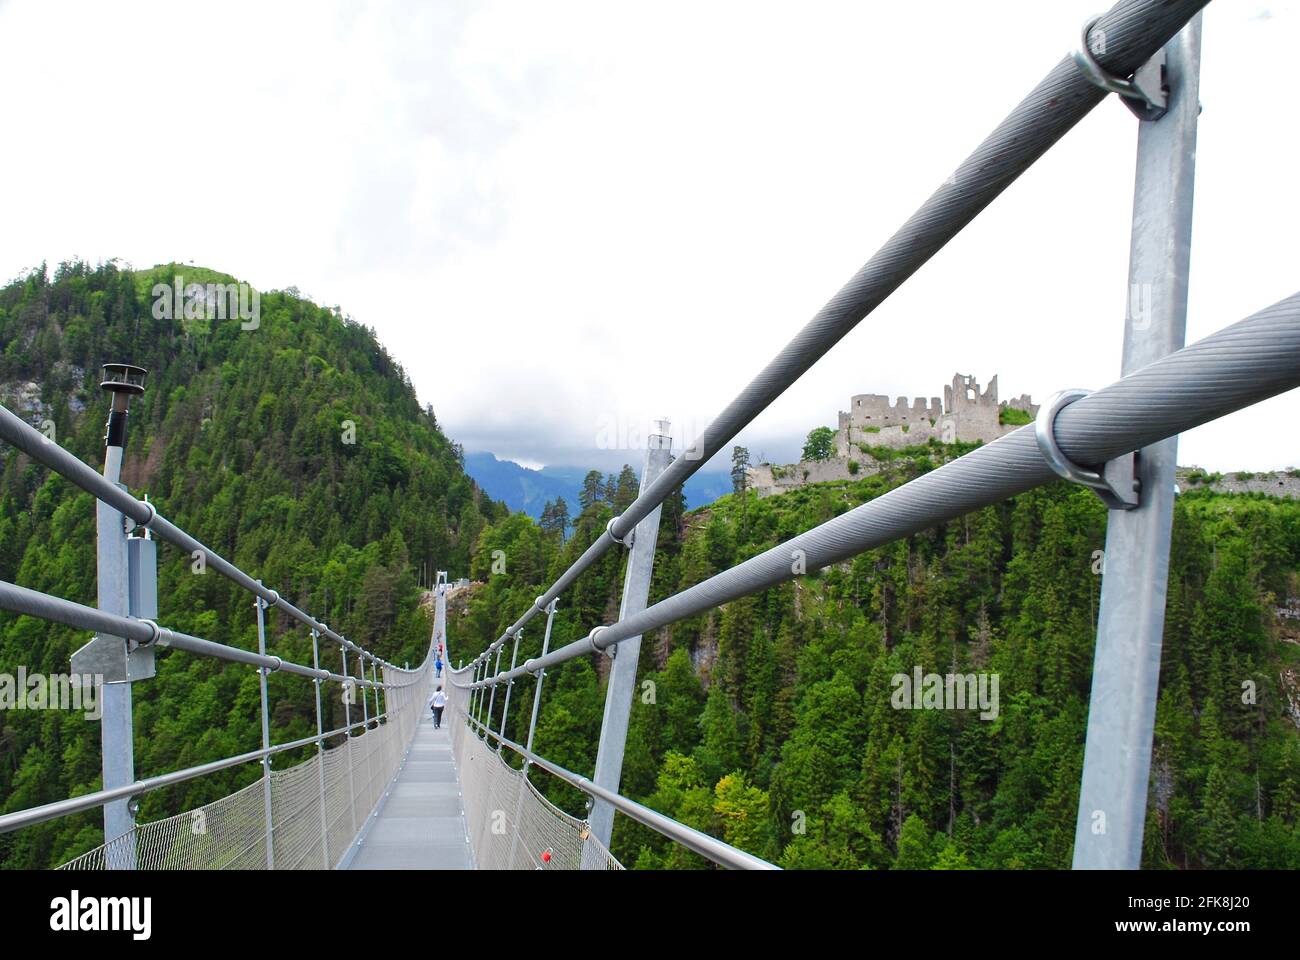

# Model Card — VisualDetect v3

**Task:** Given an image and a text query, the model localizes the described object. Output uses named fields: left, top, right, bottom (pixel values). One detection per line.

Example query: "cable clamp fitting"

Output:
left=606, top=516, right=634, bottom=548
left=1072, top=14, right=1167, bottom=122
left=588, top=625, right=614, bottom=659
left=1035, top=389, right=1140, bottom=511
left=135, top=498, right=156, bottom=528
left=138, top=618, right=162, bottom=647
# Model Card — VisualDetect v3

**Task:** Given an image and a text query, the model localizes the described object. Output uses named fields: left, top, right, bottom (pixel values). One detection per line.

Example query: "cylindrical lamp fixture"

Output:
left=100, top=363, right=148, bottom=449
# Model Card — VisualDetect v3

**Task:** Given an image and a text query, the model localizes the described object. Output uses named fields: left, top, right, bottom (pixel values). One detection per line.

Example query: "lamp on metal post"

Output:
left=70, top=362, right=154, bottom=868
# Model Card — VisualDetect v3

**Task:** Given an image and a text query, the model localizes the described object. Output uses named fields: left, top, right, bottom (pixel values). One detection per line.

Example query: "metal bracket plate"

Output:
left=70, top=633, right=154, bottom=683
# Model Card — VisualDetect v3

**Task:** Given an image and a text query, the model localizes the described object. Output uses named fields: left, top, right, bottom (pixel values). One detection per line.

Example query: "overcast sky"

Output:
left=0, top=1, right=1295, bottom=473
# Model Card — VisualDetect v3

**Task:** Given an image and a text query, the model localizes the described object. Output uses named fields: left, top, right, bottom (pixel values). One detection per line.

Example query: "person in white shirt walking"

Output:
left=430, top=686, right=446, bottom=729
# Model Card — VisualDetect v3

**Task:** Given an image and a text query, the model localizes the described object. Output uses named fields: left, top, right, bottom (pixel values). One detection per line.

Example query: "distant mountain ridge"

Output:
left=464, top=451, right=731, bottom=518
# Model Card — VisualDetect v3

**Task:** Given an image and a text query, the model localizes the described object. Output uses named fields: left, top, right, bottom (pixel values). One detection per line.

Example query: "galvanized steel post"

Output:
left=497, top=631, right=521, bottom=751
left=358, top=651, right=369, bottom=728
left=311, top=628, right=329, bottom=868
left=255, top=583, right=274, bottom=869
left=341, top=644, right=358, bottom=837
left=91, top=367, right=147, bottom=870
left=585, top=423, right=672, bottom=864
left=506, top=600, right=557, bottom=867
left=525, top=601, right=556, bottom=769
left=470, top=659, right=482, bottom=726
left=484, top=645, right=503, bottom=738
left=1074, top=15, right=1202, bottom=869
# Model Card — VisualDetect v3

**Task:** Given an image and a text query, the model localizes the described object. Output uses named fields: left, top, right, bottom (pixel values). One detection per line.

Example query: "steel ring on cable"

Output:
left=138, top=618, right=162, bottom=646
left=1071, top=14, right=1167, bottom=119
left=1073, top=16, right=1141, bottom=99
left=1033, top=389, right=1139, bottom=511
left=587, top=625, right=612, bottom=658
left=1034, top=389, right=1107, bottom=487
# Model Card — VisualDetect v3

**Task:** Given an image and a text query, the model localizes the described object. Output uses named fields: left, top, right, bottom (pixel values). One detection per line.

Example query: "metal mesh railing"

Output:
left=3, top=0, right=1292, bottom=874
left=446, top=675, right=621, bottom=870
left=58, top=778, right=264, bottom=871
left=437, top=0, right=1300, bottom=874
left=59, top=658, right=433, bottom=870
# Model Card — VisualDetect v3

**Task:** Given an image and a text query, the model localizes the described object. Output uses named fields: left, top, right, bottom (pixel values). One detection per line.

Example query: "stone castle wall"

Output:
left=1176, top=468, right=1300, bottom=498
left=746, top=457, right=1300, bottom=503
left=748, top=457, right=885, bottom=498
left=845, top=393, right=943, bottom=428
left=745, top=368, right=1297, bottom=501
left=835, top=372, right=1038, bottom=457
left=751, top=372, right=1037, bottom=497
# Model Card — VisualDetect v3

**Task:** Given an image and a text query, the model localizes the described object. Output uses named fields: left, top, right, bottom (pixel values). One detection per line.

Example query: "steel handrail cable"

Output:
left=473, top=290, right=1300, bottom=688
left=458, top=708, right=776, bottom=870
left=1, top=716, right=375, bottom=834
left=51, top=641, right=440, bottom=867
left=0, top=402, right=391, bottom=668
left=0, top=579, right=384, bottom=686
left=0, top=604, right=443, bottom=836
left=463, top=0, right=1212, bottom=677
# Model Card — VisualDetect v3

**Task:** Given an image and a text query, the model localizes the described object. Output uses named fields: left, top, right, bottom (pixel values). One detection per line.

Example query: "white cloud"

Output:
left=0, top=0, right=1295, bottom=472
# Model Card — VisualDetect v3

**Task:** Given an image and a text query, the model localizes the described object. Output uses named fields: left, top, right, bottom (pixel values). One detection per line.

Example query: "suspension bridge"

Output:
left=0, top=0, right=1296, bottom=870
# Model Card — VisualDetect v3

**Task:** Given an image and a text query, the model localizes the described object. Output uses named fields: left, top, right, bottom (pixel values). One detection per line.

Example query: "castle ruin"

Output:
left=836, top=373, right=1038, bottom=455
left=745, top=372, right=1298, bottom=502
left=747, top=373, right=1039, bottom=497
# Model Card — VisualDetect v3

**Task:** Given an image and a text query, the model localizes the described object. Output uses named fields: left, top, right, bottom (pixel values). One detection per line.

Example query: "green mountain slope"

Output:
left=456, top=442, right=1300, bottom=869
left=0, top=260, right=504, bottom=868
left=3, top=259, right=1297, bottom=871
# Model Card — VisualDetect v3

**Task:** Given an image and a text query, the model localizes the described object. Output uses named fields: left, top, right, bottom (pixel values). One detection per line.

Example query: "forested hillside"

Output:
left=2, top=260, right=1297, bottom=872
left=0, top=261, right=505, bottom=868
left=457, top=443, right=1300, bottom=869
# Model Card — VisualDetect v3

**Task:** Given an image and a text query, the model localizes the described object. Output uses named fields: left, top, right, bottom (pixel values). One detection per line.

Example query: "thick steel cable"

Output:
left=459, top=712, right=776, bottom=870
left=1, top=629, right=441, bottom=837
left=0, top=403, right=388, bottom=667
left=0, top=578, right=382, bottom=687
left=466, top=0, right=1212, bottom=670
left=0, top=717, right=381, bottom=834
left=472, top=291, right=1300, bottom=688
